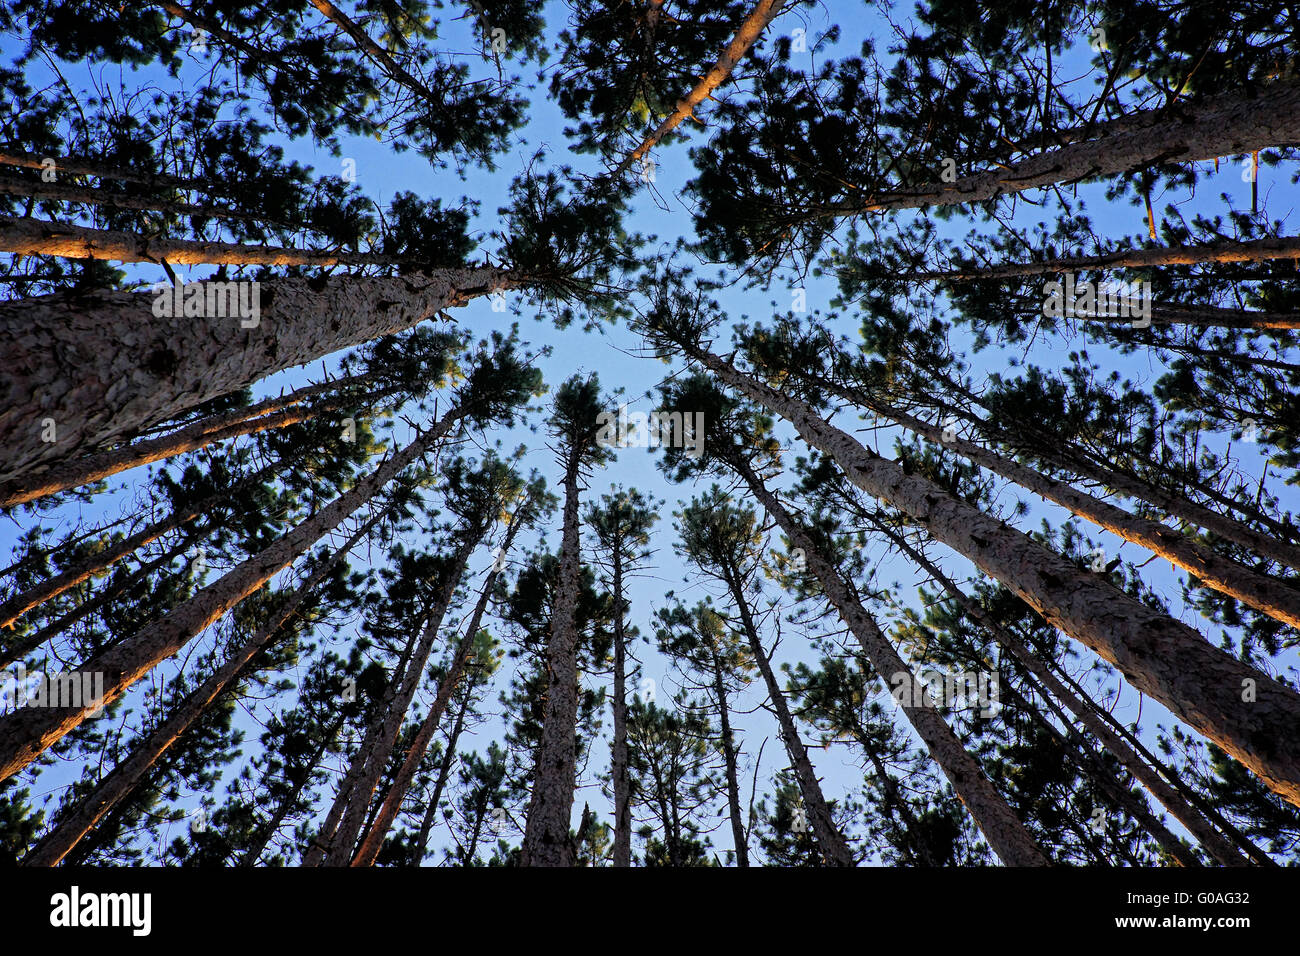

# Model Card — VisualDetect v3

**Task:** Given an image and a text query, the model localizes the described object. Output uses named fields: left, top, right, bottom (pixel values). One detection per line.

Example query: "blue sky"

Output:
left=3, top=0, right=1298, bottom=864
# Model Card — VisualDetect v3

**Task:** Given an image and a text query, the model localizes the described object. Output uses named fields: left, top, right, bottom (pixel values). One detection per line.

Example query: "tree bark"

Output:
left=876, top=519, right=1253, bottom=866
left=316, top=534, right=480, bottom=866
left=711, top=651, right=749, bottom=866
left=21, top=513, right=381, bottom=866
left=0, top=407, right=464, bottom=782
left=0, top=371, right=374, bottom=507
left=837, top=388, right=1300, bottom=631
left=351, top=513, right=523, bottom=866
left=521, top=458, right=585, bottom=866
left=615, top=0, right=782, bottom=176
left=915, top=235, right=1300, bottom=282
left=610, top=545, right=633, bottom=867
left=693, top=343, right=1300, bottom=807
left=720, top=561, right=855, bottom=866
left=733, top=457, right=1050, bottom=866
left=832, top=78, right=1300, bottom=215
left=0, top=215, right=418, bottom=268
left=0, top=267, right=512, bottom=484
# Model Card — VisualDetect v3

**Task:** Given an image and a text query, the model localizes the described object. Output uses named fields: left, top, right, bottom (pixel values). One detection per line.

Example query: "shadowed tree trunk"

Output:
left=732, top=457, right=1050, bottom=866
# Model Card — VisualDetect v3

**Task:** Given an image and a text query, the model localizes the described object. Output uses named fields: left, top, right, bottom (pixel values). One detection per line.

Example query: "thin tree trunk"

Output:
left=614, top=0, right=782, bottom=176
left=610, top=546, right=633, bottom=867
left=351, top=514, right=523, bottom=866
left=0, top=267, right=511, bottom=484
left=1120, top=303, right=1300, bottom=331
left=694, top=342, right=1300, bottom=806
left=0, top=456, right=284, bottom=632
left=0, top=150, right=194, bottom=189
left=838, top=387, right=1300, bottom=630
left=0, top=531, right=199, bottom=672
left=239, top=723, right=342, bottom=866
left=309, top=0, right=444, bottom=106
left=21, top=514, right=380, bottom=865
left=0, top=407, right=464, bottom=782
left=733, top=457, right=1050, bottom=866
left=0, top=371, right=375, bottom=508
left=711, top=650, right=749, bottom=867
left=408, top=694, right=468, bottom=866
left=0, top=507, right=203, bottom=630
left=831, top=78, right=1300, bottom=215
left=0, top=215, right=420, bottom=268
left=0, top=173, right=279, bottom=224
left=927, top=370, right=1300, bottom=568
left=316, top=534, right=480, bottom=866
left=914, top=235, right=1300, bottom=282
left=521, top=459, right=585, bottom=866
left=720, top=562, right=855, bottom=866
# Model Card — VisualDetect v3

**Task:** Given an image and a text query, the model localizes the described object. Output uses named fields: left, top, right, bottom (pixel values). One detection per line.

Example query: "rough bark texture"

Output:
left=0, top=372, right=373, bottom=507
left=722, top=560, right=856, bottom=866
left=735, top=459, right=1049, bottom=866
left=21, top=515, right=379, bottom=866
left=849, top=392, right=1300, bottom=631
left=520, top=459, right=585, bottom=866
left=615, top=0, right=781, bottom=176
left=0, top=268, right=512, bottom=483
left=0, top=410, right=462, bottom=782
left=919, top=236, right=1300, bottom=282
left=696, top=344, right=1300, bottom=806
left=836, top=79, right=1300, bottom=214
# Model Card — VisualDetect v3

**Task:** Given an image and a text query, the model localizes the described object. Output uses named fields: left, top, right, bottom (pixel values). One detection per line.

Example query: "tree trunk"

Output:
left=875, top=519, right=1256, bottom=867
left=0, top=150, right=194, bottom=189
left=0, top=407, right=464, bottom=782
left=0, top=371, right=374, bottom=507
left=20, top=513, right=380, bottom=865
left=317, top=534, right=480, bottom=866
left=0, top=531, right=200, bottom=672
left=733, top=457, right=1050, bottom=866
left=840, top=388, right=1300, bottom=631
left=521, top=458, right=585, bottom=867
left=351, top=514, right=523, bottom=866
left=0, top=267, right=511, bottom=483
left=917, top=235, right=1300, bottom=282
left=711, top=650, right=749, bottom=867
left=696, top=342, right=1300, bottom=806
left=929, top=371, right=1300, bottom=569
left=720, top=562, right=855, bottom=867
left=0, top=456, right=284, bottom=633
left=834, top=78, right=1300, bottom=215
left=610, top=546, right=633, bottom=867
left=239, top=723, right=342, bottom=866
left=408, top=695, right=468, bottom=866
left=0, top=173, right=279, bottom=225
left=615, top=0, right=782, bottom=176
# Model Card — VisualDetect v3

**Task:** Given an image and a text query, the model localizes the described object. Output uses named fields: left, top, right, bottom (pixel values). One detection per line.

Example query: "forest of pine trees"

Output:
left=0, top=0, right=1298, bottom=875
